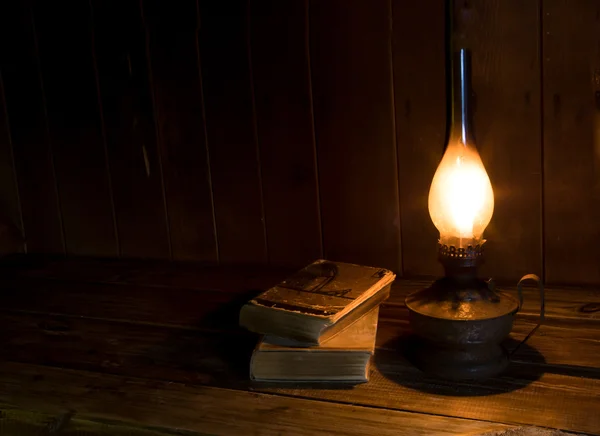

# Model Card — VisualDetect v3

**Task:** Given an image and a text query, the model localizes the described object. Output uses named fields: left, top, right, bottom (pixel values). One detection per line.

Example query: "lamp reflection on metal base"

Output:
left=405, top=243, right=520, bottom=380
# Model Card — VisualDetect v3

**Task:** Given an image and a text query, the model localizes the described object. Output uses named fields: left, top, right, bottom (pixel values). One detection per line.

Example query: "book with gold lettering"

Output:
left=239, top=259, right=395, bottom=345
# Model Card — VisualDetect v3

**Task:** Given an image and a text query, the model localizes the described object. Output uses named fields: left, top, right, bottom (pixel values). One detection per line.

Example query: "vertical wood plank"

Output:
left=393, top=0, right=447, bottom=277
left=250, top=0, right=322, bottom=267
left=0, top=73, right=24, bottom=254
left=0, top=1, right=25, bottom=253
left=310, top=0, right=401, bottom=272
left=457, top=0, right=542, bottom=281
left=32, top=0, right=117, bottom=256
left=92, top=0, right=170, bottom=259
left=198, top=0, right=267, bottom=264
left=0, top=1, right=64, bottom=254
left=543, top=0, right=600, bottom=285
left=143, top=0, right=218, bottom=262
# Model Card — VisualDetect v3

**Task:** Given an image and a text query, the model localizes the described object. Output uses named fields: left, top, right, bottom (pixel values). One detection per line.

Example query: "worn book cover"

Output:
left=239, top=259, right=395, bottom=344
left=250, top=306, right=380, bottom=383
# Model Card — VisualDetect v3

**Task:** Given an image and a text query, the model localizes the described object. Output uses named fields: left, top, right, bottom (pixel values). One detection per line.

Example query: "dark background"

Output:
left=0, top=0, right=597, bottom=286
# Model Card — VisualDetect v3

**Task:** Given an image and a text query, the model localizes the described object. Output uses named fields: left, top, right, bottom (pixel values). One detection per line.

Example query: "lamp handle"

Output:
left=510, top=274, right=545, bottom=356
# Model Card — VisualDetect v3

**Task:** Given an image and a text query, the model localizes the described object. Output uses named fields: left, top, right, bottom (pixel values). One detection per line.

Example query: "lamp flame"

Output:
left=428, top=141, right=494, bottom=247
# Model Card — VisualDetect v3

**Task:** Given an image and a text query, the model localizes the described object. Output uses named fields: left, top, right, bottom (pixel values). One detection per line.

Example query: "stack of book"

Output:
left=239, top=259, right=396, bottom=383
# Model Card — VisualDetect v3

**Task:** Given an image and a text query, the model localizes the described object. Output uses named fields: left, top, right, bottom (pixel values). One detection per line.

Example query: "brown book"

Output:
left=250, top=306, right=380, bottom=383
left=239, top=259, right=395, bottom=344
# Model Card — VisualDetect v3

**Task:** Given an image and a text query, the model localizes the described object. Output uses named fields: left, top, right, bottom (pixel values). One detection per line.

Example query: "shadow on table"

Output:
left=374, top=333, right=546, bottom=396
left=200, top=288, right=370, bottom=390
left=129, top=288, right=261, bottom=388
left=141, top=288, right=362, bottom=391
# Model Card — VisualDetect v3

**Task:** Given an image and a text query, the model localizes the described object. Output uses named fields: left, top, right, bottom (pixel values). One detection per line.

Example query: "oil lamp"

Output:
left=404, top=47, right=541, bottom=380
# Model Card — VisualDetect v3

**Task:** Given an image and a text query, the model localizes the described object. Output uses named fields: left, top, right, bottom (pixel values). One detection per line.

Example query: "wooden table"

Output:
left=0, top=256, right=598, bottom=435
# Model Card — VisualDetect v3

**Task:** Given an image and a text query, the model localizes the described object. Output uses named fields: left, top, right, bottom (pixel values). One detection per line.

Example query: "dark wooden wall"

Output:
left=0, top=0, right=598, bottom=286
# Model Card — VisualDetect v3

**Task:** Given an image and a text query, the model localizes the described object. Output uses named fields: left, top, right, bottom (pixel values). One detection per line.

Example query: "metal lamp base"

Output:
left=407, top=334, right=510, bottom=381
left=404, top=242, right=520, bottom=380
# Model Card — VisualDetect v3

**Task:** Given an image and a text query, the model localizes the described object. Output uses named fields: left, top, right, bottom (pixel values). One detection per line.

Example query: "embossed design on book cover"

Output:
left=253, top=260, right=392, bottom=316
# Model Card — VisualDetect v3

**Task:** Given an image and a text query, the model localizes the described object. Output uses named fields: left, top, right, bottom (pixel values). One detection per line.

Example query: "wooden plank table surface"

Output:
left=0, top=255, right=598, bottom=435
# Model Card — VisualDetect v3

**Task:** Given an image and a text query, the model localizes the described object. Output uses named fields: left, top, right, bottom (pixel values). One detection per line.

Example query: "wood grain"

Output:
left=0, top=406, right=204, bottom=436
left=0, top=310, right=255, bottom=383
left=0, top=267, right=595, bottom=370
left=198, top=0, right=267, bottom=264
left=2, top=255, right=292, bottom=293
left=0, top=280, right=254, bottom=330
left=543, top=0, right=600, bottom=285
left=454, top=0, right=543, bottom=282
left=0, top=68, right=23, bottom=254
left=0, top=263, right=596, bottom=380
left=0, top=304, right=598, bottom=379
left=509, top=318, right=600, bottom=375
left=393, top=0, right=447, bottom=277
left=1, top=276, right=594, bottom=324
left=144, top=0, right=217, bottom=262
left=309, top=0, right=402, bottom=272
left=31, top=0, right=117, bottom=256
left=0, top=362, right=515, bottom=436
left=0, top=298, right=598, bottom=433
left=0, top=258, right=599, bottom=433
left=3, top=257, right=598, bottom=322
left=0, top=1, right=64, bottom=254
left=249, top=0, right=322, bottom=268
left=92, top=0, right=170, bottom=259
left=270, top=364, right=600, bottom=434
